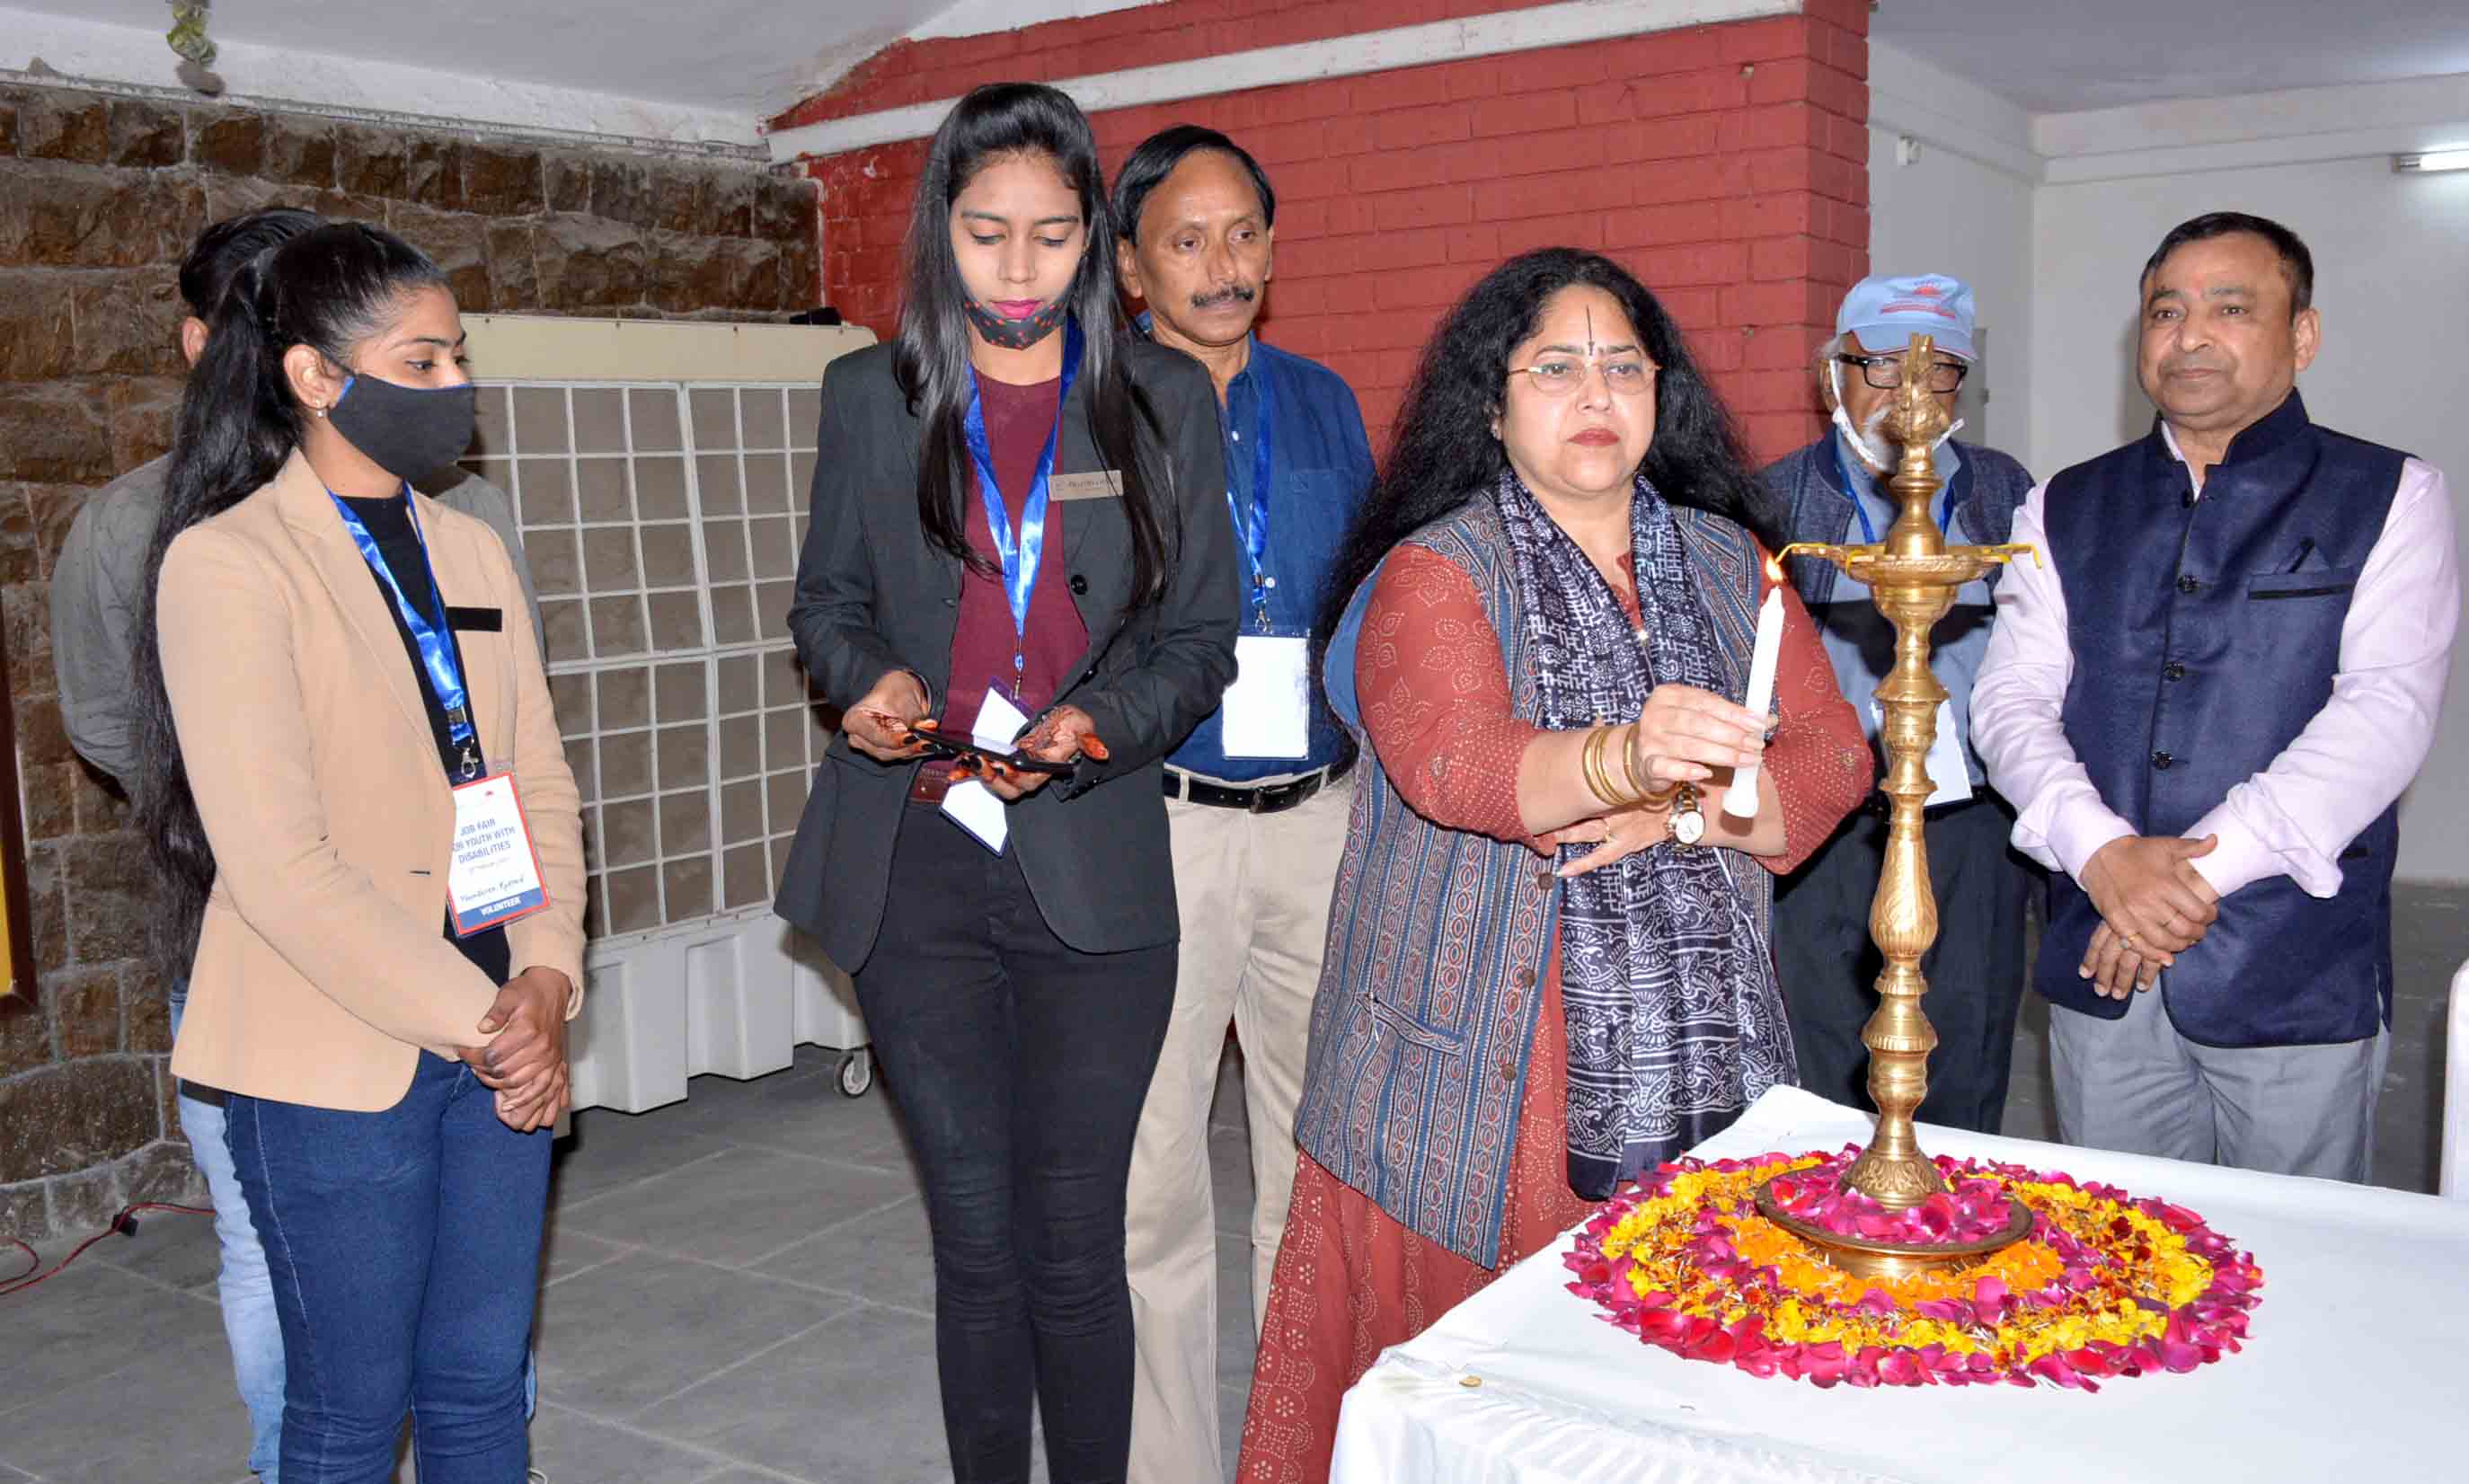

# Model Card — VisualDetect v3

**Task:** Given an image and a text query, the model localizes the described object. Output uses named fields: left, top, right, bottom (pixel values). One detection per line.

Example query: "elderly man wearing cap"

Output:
left=1759, top=273, right=2040, bottom=1134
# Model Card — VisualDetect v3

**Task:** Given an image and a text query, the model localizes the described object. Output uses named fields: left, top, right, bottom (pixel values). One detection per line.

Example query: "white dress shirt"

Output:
left=1971, top=428, right=2458, bottom=900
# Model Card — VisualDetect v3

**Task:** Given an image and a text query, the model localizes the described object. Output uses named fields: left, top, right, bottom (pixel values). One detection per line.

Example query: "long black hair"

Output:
left=894, top=82, right=1174, bottom=607
left=176, top=206, right=322, bottom=317
left=133, top=222, right=448, bottom=963
left=1317, top=247, right=1771, bottom=643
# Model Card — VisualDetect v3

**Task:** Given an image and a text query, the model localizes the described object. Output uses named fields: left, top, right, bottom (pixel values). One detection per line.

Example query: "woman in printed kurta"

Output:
left=1237, top=250, right=1871, bottom=1483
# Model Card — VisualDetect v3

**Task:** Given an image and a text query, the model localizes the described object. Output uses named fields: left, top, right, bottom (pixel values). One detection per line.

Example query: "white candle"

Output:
left=1722, top=578, right=1783, bottom=818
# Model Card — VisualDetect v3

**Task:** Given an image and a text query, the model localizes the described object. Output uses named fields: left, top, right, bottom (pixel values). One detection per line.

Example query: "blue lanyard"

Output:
left=962, top=318, right=1084, bottom=698
left=328, top=487, right=482, bottom=781
left=1832, top=434, right=1957, bottom=544
left=1226, top=363, right=1277, bottom=632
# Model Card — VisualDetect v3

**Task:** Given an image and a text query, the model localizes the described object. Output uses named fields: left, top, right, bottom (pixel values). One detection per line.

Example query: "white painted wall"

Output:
left=1866, top=44, right=2039, bottom=466
left=1868, top=59, right=2469, bottom=880
left=1, top=0, right=1170, bottom=137
left=0, top=4, right=763, bottom=144
left=909, top=0, right=1160, bottom=40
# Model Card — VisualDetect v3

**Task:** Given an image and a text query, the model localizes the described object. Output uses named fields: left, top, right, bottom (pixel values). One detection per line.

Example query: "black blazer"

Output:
left=775, top=336, right=1240, bottom=967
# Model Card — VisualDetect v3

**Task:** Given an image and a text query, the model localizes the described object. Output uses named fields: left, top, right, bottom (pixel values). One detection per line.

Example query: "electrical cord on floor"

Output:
left=0, top=1201, right=213, bottom=1297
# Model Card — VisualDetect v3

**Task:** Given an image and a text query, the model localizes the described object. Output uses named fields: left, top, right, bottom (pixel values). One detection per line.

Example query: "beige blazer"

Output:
left=161, top=449, right=586, bottom=1111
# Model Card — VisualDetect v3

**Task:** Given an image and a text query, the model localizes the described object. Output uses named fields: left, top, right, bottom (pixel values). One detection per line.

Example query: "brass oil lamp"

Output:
left=1750, top=334, right=2037, bottom=1279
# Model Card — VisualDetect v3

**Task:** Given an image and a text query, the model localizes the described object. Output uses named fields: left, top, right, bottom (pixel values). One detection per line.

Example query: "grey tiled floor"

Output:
left=6, top=882, right=2457, bottom=1481
left=3, top=1048, right=1260, bottom=1484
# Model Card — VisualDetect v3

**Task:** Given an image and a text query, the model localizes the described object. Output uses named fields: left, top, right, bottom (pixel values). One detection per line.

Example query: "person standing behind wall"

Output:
left=49, top=208, right=544, bottom=1484
left=1759, top=275, right=2039, bottom=1135
left=1107, top=126, right=1376, bottom=1484
left=1973, top=212, right=2459, bottom=1180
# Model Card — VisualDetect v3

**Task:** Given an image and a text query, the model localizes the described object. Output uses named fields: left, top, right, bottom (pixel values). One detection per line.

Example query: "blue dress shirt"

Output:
left=1143, top=321, right=1376, bottom=782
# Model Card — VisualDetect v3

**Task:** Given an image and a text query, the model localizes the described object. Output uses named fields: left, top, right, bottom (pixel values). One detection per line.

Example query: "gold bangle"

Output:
left=1582, top=722, right=1668, bottom=810
left=1581, top=724, right=1621, bottom=806
left=1618, top=722, right=1680, bottom=808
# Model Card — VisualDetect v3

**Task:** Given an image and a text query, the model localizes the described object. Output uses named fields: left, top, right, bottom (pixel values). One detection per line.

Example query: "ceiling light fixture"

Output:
left=2392, top=150, right=2469, bottom=174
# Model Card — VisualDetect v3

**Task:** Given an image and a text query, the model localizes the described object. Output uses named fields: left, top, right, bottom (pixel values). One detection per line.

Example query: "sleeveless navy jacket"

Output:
left=2038, top=393, right=2405, bottom=1047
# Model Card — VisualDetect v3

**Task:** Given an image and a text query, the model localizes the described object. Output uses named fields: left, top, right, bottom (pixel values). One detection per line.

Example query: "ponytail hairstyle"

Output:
left=132, top=221, right=448, bottom=963
left=893, top=82, right=1175, bottom=608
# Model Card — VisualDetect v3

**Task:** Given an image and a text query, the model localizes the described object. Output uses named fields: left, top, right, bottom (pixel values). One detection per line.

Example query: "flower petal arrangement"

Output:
left=1564, top=1148, right=2263, bottom=1391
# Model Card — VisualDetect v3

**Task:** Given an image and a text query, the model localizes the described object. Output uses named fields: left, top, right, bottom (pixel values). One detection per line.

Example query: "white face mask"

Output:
left=1828, top=356, right=1964, bottom=474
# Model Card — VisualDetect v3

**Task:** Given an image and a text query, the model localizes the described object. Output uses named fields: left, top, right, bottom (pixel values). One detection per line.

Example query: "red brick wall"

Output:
left=780, top=0, right=1869, bottom=459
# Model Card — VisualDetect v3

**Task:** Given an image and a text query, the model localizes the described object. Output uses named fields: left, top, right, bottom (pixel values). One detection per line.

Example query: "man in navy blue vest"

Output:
left=1107, top=126, right=1376, bottom=1484
left=1763, top=275, right=2040, bottom=1135
left=1974, top=213, right=2458, bottom=1180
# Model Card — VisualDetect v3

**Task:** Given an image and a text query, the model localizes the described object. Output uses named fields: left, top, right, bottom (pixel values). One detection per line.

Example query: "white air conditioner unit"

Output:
left=452, top=313, right=882, bottom=1111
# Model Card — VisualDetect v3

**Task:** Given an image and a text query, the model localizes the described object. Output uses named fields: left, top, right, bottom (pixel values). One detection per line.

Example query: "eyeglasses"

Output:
left=1509, top=357, right=1659, bottom=398
left=1836, top=353, right=1969, bottom=393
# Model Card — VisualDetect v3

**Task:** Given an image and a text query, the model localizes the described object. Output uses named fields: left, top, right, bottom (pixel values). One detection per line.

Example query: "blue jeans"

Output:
left=171, top=988, right=286, bottom=1483
left=173, top=988, right=542, bottom=1483
left=226, top=1050, right=550, bottom=1484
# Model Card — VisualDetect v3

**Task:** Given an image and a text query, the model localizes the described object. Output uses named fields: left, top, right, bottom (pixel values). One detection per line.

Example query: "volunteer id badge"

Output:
left=1221, top=634, right=1311, bottom=759
left=447, top=773, right=552, bottom=936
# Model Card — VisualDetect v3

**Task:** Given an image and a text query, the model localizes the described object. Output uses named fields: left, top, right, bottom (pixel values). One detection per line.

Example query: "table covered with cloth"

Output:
left=1329, top=1085, right=2469, bottom=1483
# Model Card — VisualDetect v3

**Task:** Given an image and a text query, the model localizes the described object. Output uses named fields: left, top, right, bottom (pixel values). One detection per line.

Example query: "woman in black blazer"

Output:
left=776, top=83, right=1237, bottom=1484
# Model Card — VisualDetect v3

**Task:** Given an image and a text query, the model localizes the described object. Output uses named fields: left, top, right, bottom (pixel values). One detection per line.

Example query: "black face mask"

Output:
left=963, top=296, right=1070, bottom=350
left=325, top=371, right=478, bottom=481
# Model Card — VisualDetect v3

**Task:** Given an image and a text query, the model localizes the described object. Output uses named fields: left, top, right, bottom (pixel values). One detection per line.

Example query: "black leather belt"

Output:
left=1165, top=755, right=1353, bottom=815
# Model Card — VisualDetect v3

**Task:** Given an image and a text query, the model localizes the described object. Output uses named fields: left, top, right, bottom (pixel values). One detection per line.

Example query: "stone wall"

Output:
left=0, top=82, right=823, bottom=1242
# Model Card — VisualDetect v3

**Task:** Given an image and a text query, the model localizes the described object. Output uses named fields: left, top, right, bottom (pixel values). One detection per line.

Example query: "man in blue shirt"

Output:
left=1110, top=126, right=1375, bottom=1484
left=1760, top=275, right=2040, bottom=1135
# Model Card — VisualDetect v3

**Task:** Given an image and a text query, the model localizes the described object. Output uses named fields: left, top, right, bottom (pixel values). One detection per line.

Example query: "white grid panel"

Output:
left=462, top=381, right=823, bottom=945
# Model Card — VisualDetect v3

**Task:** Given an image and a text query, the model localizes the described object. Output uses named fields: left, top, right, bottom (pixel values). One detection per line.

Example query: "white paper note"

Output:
left=1871, top=698, right=1974, bottom=808
left=1221, top=634, right=1312, bottom=759
left=942, top=685, right=1031, bottom=854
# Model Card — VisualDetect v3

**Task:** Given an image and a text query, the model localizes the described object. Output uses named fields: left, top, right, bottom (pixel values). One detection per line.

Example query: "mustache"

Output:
left=2162, top=357, right=2226, bottom=375
left=1189, top=283, right=1258, bottom=310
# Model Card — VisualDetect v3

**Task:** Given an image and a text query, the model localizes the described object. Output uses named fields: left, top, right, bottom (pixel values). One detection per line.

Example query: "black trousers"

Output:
left=854, top=805, right=1177, bottom=1484
left=1772, top=792, right=2036, bottom=1134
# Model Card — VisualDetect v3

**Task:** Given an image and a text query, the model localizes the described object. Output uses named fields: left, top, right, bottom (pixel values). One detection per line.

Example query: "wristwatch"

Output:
left=1668, top=782, right=1707, bottom=846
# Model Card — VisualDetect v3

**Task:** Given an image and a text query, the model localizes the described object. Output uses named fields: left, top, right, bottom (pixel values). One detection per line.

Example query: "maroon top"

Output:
left=942, top=374, right=1089, bottom=749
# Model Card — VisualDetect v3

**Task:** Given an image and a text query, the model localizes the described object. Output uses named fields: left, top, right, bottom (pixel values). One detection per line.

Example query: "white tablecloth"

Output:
left=1330, top=1087, right=2469, bottom=1483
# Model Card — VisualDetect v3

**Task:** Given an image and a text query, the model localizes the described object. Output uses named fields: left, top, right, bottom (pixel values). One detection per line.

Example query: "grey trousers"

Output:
left=2049, top=984, right=2391, bottom=1181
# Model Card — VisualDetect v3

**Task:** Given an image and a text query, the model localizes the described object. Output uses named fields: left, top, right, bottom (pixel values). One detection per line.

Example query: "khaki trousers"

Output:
left=1126, top=776, right=1350, bottom=1484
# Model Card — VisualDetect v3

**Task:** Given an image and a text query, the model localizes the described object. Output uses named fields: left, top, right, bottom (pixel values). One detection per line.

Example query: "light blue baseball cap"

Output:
left=1836, top=273, right=1976, bottom=361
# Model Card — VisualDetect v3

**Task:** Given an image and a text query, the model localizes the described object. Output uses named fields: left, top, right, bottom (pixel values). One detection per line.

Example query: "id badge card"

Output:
left=1222, top=633, right=1312, bottom=759
left=447, top=773, right=552, bottom=936
left=1870, top=699, right=1974, bottom=808
left=941, top=682, right=1029, bottom=855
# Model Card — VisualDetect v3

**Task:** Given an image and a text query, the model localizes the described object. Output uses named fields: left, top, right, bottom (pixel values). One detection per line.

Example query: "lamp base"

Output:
left=1749, top=1179, right=2034, bottom=1281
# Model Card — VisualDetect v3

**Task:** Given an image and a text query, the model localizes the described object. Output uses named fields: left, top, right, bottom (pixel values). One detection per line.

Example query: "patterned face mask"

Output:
left=963, top=295, right=1070, bottom=349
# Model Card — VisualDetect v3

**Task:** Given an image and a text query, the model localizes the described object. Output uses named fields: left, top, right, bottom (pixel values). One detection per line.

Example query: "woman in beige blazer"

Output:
left=132, top=222, right=584, bottom=1484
